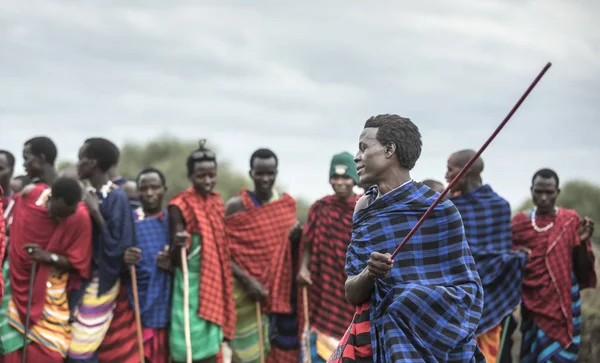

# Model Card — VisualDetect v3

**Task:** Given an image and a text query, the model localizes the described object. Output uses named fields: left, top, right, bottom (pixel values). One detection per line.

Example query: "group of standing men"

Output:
left=0, top=113, right=596, bottom=363
left=0, top=137, right=303, bottom=363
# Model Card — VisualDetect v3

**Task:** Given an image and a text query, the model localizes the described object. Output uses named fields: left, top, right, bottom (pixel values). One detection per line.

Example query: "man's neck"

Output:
left=89, top=172, right=110, bottom=191
left=143, top=207, right=162, bottom=217
left=535, top=206, right=557, bottom=216
left=460, top=176, right=482, bottom=194
left=254, top=189, right=273, bottom=205
left=377, top=168, right=412, bottom=196
left=42, top=166, right=58, bottom=186
left=337, top=192, right=356, bottom=201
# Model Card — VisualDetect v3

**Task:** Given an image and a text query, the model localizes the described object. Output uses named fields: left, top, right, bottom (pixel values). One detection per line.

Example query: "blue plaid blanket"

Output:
left=346, top=181, right=485, bottom=362
left=451, top=185, right=527, bottom=335
left=128, top=209, right=172, bottom=329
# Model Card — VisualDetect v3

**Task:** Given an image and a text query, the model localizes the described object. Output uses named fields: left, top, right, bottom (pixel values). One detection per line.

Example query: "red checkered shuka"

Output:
left=170, top=188, right=236, bottom=339
left=297, top=194, right=360, bottom=340
left=225, top=189, right=297, bottom=314
left=512, top=207, right=597, bottom=347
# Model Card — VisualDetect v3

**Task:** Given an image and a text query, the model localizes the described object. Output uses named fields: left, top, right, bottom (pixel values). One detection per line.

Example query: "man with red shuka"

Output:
left=0, top=185, right=5, bottom=304
left=226, top=148, right=302, bottom=363
left=0, top=149, right=15, bottom=307
left=5, top=175, right=92, bottom=363
left=168, top=141, right=235, bottom=363
left=296, top=152, right=361, bottom=363
left=513, top=168, right=596, bottom=362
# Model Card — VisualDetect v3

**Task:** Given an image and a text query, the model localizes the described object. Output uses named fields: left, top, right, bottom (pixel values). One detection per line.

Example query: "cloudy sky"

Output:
left=1, top=0, right=598, bottom=207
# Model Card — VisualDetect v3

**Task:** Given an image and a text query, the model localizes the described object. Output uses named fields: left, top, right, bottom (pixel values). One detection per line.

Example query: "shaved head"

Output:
left=450, top=149, right=484, bottom=176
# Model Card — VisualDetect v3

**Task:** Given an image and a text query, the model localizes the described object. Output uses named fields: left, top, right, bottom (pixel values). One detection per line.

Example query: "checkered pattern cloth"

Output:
left=341, top=182, right=485, bottom=362
left=451, top=184, right=527, bottom=335
left=170, top=188, right=235, bottom=339
left=226, top=189, right=297, bottom=314
left=0, top=186, right=5, bottom=302
left=512, top=208, right=596, bottom=347
left=298, top=194, right=360, bottom=340
left=129, top=208, right=172, bottom=329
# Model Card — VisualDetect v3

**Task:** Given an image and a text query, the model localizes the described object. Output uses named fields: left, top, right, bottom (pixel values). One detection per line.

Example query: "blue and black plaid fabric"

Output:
left=451, top=185, right=527, bottom=335
left=346, top=181, right=485, bottom=362
left=129, top=209, right=172, bottom=328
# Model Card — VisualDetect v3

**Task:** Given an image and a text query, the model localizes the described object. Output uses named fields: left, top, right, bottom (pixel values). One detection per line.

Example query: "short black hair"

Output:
left=51, top=177, right=82, bottom=206
left=0, top=150, right=15, bottom=168
left=137, top=167, right=166, bottom=186
left=250, top=148, right=278, bottom=168
left=532, top=168, right=559, bottom=188
left=83, top=138, right=120, bottom=172
left=24, top=136, right=58, bottom=165
left=186, top=140, right=217, bottom=176
left=364, top=114, right=422, bottom=170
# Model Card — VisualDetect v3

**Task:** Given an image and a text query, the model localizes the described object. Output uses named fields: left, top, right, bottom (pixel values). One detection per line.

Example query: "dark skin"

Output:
left=445, top=149, right=483, bottom=195
left=344, top=127, right=409, bottom=305
left=169, top=160, right=217, bottom=268
left=23, top=144, right=58, bottom=185
left=226, top=156, right=302, bottom=302
left=531, top=176, right=595, bottom=281
left=76, top=143, right=109, bottom=230
left=0, top=153, right=13, bottom=194
left=124, top=172, right=172, bottom=272
left=297, top=175, right=355, bottom=287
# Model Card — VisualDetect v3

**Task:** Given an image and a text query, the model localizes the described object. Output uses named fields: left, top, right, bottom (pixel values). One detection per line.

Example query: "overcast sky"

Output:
left=1, top=0, right=599, bottom=207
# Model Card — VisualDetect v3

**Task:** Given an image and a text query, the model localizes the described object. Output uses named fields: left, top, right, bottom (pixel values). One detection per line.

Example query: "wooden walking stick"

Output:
left=129, top=265, right=145, bottom=362
left=255, top=302, right=265, bottom=363
left=391, top=62, right=553, bottom=259
left=22, top=260, right=37, bottom=363
left=181, top=248, right=192, bottom=363
left=301, top=287, right=312, bottom=363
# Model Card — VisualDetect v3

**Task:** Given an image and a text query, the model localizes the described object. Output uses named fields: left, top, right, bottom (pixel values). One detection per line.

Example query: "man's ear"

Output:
left=384, top=141, right=396, bottom=158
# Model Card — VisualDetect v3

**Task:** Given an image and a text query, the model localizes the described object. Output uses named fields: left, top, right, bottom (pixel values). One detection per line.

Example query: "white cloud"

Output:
left=1, top=0, right=599, bottom=207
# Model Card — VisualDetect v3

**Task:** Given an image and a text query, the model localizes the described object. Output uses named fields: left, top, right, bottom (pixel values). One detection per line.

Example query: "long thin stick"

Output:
left=22, top=261, right=37, bottom=363
left=181, top=248, right=192, bottom=363
left=256, top=302, right=265, bottom=363
left=129, top=265, right=145, bottom=362
left=391, top=62, right=552, bottom=259
left=302, top=287, right=311, bottom=363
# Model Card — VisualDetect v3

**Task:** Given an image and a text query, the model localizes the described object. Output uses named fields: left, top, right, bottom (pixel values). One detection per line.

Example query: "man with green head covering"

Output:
left=297, top=152, right=361, bottom=363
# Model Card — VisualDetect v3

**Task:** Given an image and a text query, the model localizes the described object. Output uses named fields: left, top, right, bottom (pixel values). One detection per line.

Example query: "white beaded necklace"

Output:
left=531, top=206, right=559, bottom=233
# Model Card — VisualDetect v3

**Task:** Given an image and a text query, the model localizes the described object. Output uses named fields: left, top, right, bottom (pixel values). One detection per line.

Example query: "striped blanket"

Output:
left=451, top=184, right=527, bottom=335
left=332, top=182, right=485, bottom=362
left=67, top=276, right=120, bottom=360
left=8, top=271, right=71, bottom=357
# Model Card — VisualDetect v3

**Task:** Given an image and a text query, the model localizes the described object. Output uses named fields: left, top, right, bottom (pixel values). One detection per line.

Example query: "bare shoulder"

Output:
left=225, top=196, right=245, bottom=216
left=354, top=195, right=370, bottom=214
